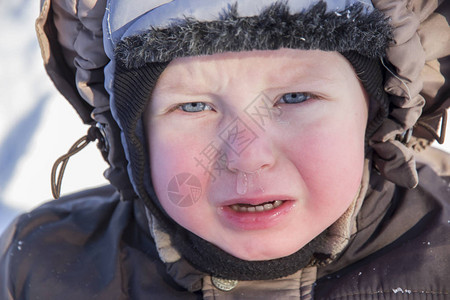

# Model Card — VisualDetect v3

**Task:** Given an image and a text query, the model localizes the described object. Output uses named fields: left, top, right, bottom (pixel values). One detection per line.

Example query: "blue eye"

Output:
left=178, top=102, right=213, bottom=113
left=279, top=92, right=311, bottom=104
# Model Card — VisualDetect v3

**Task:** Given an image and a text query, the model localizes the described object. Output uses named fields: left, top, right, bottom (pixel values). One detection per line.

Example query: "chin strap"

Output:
left=51, top=125, right=106, bottom=199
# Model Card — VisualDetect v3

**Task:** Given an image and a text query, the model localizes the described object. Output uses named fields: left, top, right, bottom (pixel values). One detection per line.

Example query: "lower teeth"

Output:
left=230, top=200, right=283, bottom=213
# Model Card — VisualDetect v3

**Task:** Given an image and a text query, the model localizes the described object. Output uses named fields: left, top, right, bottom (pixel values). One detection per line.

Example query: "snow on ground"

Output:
left=0, top=1, right=449, bottom=235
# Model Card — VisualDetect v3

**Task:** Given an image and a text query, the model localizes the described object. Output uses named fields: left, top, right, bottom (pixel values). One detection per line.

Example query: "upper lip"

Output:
left=219, top=195, right=295, bottom=207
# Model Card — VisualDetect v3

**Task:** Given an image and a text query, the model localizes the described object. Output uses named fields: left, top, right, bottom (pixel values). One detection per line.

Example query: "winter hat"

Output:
left=104, top=0, right=393, bottom=280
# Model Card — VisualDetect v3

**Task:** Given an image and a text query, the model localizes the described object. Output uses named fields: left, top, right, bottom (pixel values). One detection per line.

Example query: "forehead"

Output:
left=153, top=49, right=356, bottom=93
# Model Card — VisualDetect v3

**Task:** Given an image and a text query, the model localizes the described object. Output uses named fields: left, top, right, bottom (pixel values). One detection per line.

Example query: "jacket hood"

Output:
left=36, top=0, right=450, bottom=280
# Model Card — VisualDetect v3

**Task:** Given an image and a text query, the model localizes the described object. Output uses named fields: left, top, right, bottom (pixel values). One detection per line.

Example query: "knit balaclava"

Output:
left=107, top=0, right=392, bottom=280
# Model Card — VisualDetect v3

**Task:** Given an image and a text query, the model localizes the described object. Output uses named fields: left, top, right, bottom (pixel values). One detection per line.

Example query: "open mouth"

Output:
left=229, top=200, right=285, bottom=213
left=219, top=199, right=294, bottom=230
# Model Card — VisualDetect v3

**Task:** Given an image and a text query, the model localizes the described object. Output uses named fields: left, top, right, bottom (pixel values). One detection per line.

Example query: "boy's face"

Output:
left=145, top=49, right=368, bottom=261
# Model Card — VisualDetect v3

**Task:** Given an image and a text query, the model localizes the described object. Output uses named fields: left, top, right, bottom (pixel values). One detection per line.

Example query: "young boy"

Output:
left=1, top=0, right=449, bottom=299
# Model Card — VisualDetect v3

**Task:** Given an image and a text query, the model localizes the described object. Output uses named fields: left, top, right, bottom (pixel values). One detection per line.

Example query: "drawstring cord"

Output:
left=51, top=126, right=105, bottom=199
left=416, top=108, right=447, bottom=145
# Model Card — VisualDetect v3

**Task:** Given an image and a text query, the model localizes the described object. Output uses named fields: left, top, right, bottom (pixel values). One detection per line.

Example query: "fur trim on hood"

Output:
left=115, top=2, right=392, bottom=68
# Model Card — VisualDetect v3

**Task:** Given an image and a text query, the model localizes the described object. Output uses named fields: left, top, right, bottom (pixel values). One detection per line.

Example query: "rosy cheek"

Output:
left=286, top=120, right=364, bottom=211
left=149, top=130, right=212, bottom=210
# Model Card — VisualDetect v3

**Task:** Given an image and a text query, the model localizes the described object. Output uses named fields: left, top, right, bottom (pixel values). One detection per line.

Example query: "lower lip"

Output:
left=217, top=201, right=295, bottom=230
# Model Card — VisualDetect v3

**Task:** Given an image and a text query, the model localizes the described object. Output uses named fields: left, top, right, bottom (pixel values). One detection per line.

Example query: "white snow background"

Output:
left=0, top=1, right=449, bottom=235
